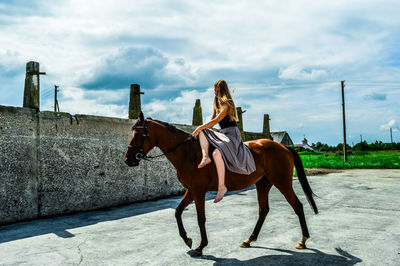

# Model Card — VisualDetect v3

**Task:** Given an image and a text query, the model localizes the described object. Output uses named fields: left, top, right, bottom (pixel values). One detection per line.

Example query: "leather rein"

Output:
left=127, top=119, right=194, bottom=162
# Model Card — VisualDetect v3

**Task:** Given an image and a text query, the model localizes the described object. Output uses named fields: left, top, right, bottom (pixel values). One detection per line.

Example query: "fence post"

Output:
left=192, top=99, right=203, bottom=126
left=23, top=61, right=44, bottom=111
left=236, top=107, right=246, bottom=141
left=129, top=84, right=143, bottom=119
left=263, top=114, right=272, bottom=139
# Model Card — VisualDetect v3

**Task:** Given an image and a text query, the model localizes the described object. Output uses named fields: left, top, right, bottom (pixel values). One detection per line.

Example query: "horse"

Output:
left=124, top=112, right=318, bottom=256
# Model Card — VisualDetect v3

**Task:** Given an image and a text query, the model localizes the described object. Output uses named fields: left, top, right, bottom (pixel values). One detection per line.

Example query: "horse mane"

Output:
left=148, top=118, right=190, bottom=137
left=132, top=117, right=190, bottom=137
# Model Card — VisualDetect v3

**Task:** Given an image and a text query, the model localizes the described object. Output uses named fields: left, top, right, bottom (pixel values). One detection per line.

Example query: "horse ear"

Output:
left=139, top=111, right=144, bottom=121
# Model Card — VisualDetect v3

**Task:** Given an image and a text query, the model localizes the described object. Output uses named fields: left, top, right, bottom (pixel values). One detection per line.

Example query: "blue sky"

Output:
left=1, top=0, right=399, bottom=145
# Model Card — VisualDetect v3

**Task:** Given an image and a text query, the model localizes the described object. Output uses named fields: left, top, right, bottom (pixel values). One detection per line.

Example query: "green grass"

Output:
left=298, top=150, right=400, bottom=169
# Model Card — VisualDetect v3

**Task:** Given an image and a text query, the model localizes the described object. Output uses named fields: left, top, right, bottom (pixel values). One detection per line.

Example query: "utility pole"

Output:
left=129, top=84, right=144, bottom=119
left=341, top=80, right=347, bottom=162
left=360, top=134, right=363, bottom=143
left=262, top=114, right=272, bottom=140
left=23, top=61, right=46, bottom=111
left=390, top=127, right=393, bottom=143
left=54, top=85, right=60, bottom=112
left=192, top=99, right=203, bottom=126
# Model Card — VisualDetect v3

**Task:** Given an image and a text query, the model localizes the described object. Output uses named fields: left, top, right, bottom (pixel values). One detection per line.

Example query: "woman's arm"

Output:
left=192, top=104, right=228, bottom=137
left=210, top=109, right=216, bottom=121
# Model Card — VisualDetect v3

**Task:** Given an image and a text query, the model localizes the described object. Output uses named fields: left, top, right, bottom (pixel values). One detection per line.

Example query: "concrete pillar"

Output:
left=236, top=107, right=246, bottom=141
left=23, top=61, right=40, bottom=111
left=263, top=114, right=272, bottom=139
left=129, top=84, right=143, bottom=119
left=192, top=99, right=203, bottom=126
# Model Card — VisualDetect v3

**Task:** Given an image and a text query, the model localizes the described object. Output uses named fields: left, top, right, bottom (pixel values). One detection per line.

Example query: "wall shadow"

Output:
left=190, top=247, right=362, bottom=265
left=0, top=187, right=254, bottom=244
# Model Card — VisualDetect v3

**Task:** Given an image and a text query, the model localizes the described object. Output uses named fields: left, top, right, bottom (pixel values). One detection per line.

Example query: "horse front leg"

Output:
left=192, top=192, right=207, bottom=256
left=175, top=189, right=194, bottom=248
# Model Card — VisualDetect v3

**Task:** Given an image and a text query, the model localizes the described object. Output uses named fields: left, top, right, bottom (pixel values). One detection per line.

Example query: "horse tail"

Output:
left=286, top=146, right=319, bottom=214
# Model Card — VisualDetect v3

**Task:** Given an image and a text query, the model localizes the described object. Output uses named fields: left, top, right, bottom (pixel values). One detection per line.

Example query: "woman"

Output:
left=192, top=80, right=256, bottom=203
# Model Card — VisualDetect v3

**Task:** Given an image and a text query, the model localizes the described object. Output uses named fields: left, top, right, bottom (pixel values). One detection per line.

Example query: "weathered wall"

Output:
left=0, top=105, right=188, bottom=224
left=0, top=106, right=39, bottom=224
left=244, top=131, right=270, bottom=141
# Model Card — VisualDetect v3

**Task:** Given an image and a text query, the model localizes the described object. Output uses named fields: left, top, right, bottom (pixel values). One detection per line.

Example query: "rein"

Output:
left=127, top=119, right=195, bottom=162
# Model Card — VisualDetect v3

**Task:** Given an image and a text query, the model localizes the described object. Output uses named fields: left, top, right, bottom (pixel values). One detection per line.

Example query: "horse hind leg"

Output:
left=240, top=176, right=272, bottom=248
left=278, top=186, right=310, bottom=249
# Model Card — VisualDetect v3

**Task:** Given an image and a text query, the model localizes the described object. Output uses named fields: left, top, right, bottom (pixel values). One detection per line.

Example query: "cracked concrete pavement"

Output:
left=0, top=169, right=399, bottom=265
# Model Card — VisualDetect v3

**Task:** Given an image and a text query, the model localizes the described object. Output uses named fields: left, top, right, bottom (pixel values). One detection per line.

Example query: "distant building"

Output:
left=294, top=138, right=315, bottom=152
left=271, top=131, right=293, bottom=146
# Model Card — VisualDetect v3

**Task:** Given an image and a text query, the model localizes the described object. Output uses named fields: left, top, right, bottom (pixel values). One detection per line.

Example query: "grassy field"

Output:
left=298, top=150, right=400, bottom=169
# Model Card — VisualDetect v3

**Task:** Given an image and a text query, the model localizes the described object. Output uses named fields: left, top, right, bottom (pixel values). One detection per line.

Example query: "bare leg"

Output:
left=198, top=131, right=211, bottom=168
left=212, top=149, right=227, bottom=203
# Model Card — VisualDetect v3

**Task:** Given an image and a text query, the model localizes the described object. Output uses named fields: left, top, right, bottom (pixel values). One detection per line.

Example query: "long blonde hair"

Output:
left=213, top=80, right=239, bottom=121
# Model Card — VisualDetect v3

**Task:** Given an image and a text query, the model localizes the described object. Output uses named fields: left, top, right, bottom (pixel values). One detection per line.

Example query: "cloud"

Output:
left=380, top=119, right=398, bottom=131
left=0, top=1, right=52, bottom=17
left=42, top=87, right=128, bottom=118
left=0, top=55, right=27, bottom=106
left=79, top=46, right=171, bottom=90
left=1, top=0, right=400, bottom=145
left=278, top=65, right=328, bottom=80
left=142, top=88, right=215, bottom=124
left=364, top=92, right=387, bottom=101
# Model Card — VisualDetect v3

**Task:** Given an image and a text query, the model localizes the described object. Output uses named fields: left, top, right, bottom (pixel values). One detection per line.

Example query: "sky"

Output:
left=0, top=0, right=399, bottom=145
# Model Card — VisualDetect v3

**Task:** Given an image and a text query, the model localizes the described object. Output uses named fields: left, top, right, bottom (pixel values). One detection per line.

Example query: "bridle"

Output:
left=127, top=118, right=195, bottom=163
left=127, top=119, right=151, bottom=161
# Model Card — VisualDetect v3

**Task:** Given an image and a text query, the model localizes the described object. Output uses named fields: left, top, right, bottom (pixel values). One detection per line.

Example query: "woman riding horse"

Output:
left=124, top=83, right=318, bottom=256
left=192, top=80, right=255, bottom=203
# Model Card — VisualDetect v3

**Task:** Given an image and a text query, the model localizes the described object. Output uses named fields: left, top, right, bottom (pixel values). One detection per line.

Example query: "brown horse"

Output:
left=124, top=112, right=318, bottom=256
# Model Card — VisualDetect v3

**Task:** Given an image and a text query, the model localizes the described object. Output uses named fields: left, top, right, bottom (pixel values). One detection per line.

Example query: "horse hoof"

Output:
left=240, top=241, right=251, bottom=248
left=186, top=238, right=193, bottom=248
left=192, top=248, right=203, bottom=257
left=295, top=242, right=306, bottom=249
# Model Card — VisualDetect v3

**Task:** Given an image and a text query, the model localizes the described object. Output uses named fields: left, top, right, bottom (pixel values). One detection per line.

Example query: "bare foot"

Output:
left=198, top=157, right=211, bottom=168
left=213, top=186, right=227, bottom=203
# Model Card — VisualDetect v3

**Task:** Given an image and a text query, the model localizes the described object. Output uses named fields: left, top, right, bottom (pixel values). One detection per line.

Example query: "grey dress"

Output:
left=202, top=114, right=256, bottom=175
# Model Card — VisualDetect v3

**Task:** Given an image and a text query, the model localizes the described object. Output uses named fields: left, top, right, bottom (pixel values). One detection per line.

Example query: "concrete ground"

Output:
left=0, top=169, right=399, bottom=265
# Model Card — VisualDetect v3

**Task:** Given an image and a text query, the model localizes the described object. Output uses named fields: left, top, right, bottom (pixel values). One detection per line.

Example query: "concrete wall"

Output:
left=0, top=106, right=39, bottom=224
left=0, top=105, right=187, bottom=224
left=244, top=131, right=270, bottom=141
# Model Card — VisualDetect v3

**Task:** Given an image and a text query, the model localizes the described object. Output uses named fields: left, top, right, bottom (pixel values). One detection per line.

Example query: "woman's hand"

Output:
left=192, top=126, right=202, bottom=138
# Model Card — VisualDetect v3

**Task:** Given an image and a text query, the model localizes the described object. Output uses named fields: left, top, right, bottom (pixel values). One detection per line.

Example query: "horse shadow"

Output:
left=188, top=246, right=362, bottom=265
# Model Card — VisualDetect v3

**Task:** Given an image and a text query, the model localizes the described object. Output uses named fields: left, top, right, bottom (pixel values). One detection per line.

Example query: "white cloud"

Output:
left=1, top=0, right=400, bottom=145
left=142, top=88, right=215, bottom=124
left=278, top=65, right=328, bottom=80
left=42, top=87, right=128, bottom=118
left=380, top=120, right=398, bottom=131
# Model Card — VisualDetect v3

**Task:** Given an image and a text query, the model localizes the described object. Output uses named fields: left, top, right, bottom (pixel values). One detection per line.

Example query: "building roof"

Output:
left=294, top=143, right=315, bottom=151
left=270, top=131, right=286, bottom=143
left=294, top=138, right=316, bottom=152
left=271, top=131, right=293, bottom=146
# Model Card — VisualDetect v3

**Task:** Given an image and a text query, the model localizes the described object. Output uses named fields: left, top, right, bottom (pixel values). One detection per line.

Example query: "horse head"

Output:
left=124, top=111, right=154, bottom=167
